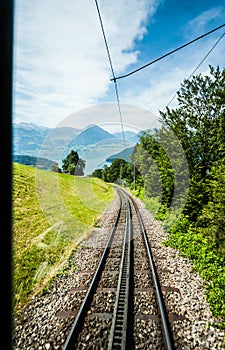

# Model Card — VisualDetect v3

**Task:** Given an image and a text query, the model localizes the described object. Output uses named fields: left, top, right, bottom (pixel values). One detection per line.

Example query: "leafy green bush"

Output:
left=163, top=216, right=225, bottom=330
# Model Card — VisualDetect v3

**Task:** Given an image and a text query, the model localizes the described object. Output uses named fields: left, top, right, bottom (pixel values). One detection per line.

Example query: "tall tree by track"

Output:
left=159, top=65, right=225, bottom=220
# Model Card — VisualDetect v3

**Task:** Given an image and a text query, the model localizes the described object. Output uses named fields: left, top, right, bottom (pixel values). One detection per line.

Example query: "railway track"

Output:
left=62, top=187, right=175, bottom=349
left=13, top=186, right=225, bottom=349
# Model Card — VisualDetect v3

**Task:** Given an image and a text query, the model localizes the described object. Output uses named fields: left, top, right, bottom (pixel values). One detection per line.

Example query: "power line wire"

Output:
left=165, top=30, right=225, bottom=109
left=147, top=29, right=225, bottom=131
left=94, top=0, right=126, bottom=150
left=112, top=23, right=225, bottom=81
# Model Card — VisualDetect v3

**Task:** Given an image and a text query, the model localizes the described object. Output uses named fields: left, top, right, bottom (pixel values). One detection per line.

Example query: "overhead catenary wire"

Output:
left=165, top=30, right=225, bottom=109
left=94, top=0, right=126, bottom=151
left=112, top=23, right=225, bottom=81
left=94, top=3, right=225, bottom=148
left=142, top=28, right=225, bottom=131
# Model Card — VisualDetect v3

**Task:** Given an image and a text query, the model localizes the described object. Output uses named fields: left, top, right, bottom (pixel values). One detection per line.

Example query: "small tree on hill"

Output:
left=62, top=150, right=85, bottom=175
left=51, top=162, right=61, bottom=173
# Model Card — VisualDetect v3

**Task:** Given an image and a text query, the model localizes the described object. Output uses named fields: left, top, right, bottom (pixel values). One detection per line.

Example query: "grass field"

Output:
left=12, top=162, right=114, bottom=312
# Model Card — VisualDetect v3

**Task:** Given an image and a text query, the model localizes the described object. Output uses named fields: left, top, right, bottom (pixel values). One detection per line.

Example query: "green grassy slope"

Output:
left=12, top=162, right=114, bottom=312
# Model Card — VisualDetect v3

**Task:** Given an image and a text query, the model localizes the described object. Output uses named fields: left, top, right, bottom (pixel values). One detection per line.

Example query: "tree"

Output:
left=133, top=129, right=174, bottom=206
left=92, top=158, right=133, bottom=185
left=160, top=66, right=225, bottom=180
left=62, top=150, right=85, bottom=175
left=105, top=158, right=129, bottom=184
left=131, top=65, right=225, bottom=255
left=75, top=158, right=86, bottom=176
left=51, top=162, right=61, bottom=173
left=92, top=168, right=104, bottom=179
left=198, top=162, right=225, bottom=257
left=158, top=65, right=225, bottom=220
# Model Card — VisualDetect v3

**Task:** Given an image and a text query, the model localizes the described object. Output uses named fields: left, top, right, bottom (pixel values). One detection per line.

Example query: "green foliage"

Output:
left=132, top=65, right=225, bottom=233
left=62, top=149, right=85, bottom=175
left=92, top=158, right=135, bottom=186
left=155, top=205, right=168, bottom=221
left=92, top=168, right=104, bottom=179
left=106, top=158, right=128, bottom=183
left=159, top=65, right=225, bottom=220
left=132, top=126, right=189, bottom=211
left=142, top=196, right=162, bottom=216
left=163, top=217, right=225, bottom=328
left=197, top=162, right=225, bottom=258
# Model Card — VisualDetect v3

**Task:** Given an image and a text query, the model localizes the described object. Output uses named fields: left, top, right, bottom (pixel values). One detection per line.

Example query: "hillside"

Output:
left=13, top=154, right=56, bottom=169
left=106, top=146, right=135, bottom=163
left=13, top=162, right=114, bottom=311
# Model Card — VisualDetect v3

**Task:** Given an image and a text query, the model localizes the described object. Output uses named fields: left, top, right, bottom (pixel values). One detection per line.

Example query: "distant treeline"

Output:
left=13, top=155, right=55, bottom=170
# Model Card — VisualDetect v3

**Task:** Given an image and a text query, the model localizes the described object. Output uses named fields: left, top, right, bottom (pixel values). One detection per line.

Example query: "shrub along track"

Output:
left=13, top=187, right=225, bottom=349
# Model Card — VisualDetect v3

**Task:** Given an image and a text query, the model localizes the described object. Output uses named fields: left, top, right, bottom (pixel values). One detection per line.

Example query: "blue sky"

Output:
left=13, top=0, right=225, bottom=132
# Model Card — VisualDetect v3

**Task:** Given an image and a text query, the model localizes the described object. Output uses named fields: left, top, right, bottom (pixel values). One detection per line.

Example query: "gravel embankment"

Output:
left=135, top=196, right=225, bottom=350
left=12, top=193, right=225, bottom=349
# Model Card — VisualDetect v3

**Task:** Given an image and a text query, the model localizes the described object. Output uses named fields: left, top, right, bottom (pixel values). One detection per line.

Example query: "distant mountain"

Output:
left=69, top=124, right=116, bottom=147
left=130, top=130, right=144, bottom=143
left=13, top=122, right=50, bottom=132
left=112, top=130, right=144, bottom=144
left=106, top=146, right=135, bottom=163
left=13, top=121, right=141, bottom=175
left=13, top=122, right=50, bottom=155
left=112, top=131, right=138, bottom=143
left=13, top=122, right=79, bottom=161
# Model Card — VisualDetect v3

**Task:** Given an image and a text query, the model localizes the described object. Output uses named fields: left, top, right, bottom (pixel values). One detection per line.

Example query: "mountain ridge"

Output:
left=13, top=122, right=141, bottom=175
left=69, top=124, right=116, bottom=146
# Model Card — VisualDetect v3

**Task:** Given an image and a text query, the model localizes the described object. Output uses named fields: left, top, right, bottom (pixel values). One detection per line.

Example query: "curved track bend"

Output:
left=62, top=186, right=175, bottom=349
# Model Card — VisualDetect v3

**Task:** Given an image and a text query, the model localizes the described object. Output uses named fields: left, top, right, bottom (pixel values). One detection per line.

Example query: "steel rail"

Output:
left=63, top=185, right=175, bottom=349
left=107, top=191, right=133, bottom=349
left=125, top=189, right=175, bottom=350
left=62, top=192, right=123, bottom=350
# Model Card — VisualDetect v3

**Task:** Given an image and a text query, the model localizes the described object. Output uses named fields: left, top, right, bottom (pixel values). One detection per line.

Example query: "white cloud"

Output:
left=58, top=102, right=159, bottom=133
left=13, top=0, right=161, bottom=127
left=13, top=2, right=225, bottom=130
left=184, top=7, right=225, bottom=38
